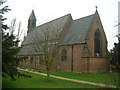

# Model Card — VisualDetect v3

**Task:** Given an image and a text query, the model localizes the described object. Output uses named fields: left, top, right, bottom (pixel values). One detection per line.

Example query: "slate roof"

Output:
left=59, top=14, right=95, bottom=45
left=17, top=43, right=56, bottom=55
left=18, top=11, right=97, bottom=55
left=22, top=14, right=71, bottom=45
left=17, top=45, right=43, bottom=55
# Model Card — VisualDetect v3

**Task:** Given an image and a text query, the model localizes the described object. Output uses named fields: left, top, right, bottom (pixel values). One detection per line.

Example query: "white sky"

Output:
left=2, top=0, right=120, bottom=50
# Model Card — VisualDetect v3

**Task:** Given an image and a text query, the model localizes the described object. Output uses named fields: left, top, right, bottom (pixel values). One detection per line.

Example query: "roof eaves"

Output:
left=59, top=41, right=86, bottom=46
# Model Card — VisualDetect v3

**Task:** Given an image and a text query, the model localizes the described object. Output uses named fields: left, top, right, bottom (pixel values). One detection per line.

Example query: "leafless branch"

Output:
left=9, top=18, right=16, bottom=35
left=28, top=24, right=59, bottom=80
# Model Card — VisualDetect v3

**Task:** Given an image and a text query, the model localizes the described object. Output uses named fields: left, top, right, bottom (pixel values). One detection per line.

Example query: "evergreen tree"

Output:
left=109, top=34, right=120, bottom=72
left=1, top=3, right=31, bottom=81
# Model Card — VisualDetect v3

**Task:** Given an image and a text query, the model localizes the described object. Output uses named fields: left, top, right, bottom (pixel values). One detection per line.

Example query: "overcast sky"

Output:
left=2, top=0, right=120, bottom=50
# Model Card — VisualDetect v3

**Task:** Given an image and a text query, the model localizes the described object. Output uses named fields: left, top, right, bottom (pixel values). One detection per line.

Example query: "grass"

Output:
left=48, top=71, right=119, bottom=86
left=18, top=66, right=120, bottom=86
left=2, top=70, right=104, bottom=88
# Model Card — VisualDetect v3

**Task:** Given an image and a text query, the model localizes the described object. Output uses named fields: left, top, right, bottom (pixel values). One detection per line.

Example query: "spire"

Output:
left=27, top=10, right=36, bottom=34
left=29, top=10, right=36, bottom=20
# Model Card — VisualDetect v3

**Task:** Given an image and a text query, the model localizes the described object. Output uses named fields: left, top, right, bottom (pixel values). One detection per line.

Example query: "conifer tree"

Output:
left=1, top=2, right=31, bottom=81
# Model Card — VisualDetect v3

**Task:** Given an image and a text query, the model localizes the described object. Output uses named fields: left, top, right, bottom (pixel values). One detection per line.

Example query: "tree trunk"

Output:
left=47, top=70, right=49, bottom=79
left=46, top=68, right=50, bottom=81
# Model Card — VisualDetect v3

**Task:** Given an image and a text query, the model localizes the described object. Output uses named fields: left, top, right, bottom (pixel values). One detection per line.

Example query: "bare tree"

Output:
left=9, top=18, right=24, bottom=44
left=9, top=18, right=16, bottom=35
left=31, top=24, right=59, bottom=80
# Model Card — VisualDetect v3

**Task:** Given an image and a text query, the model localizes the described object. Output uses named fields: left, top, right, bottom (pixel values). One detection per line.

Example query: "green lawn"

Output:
left=18, top=66, right=120, bottom=86
left=3, top=70, right=104, bottom=88
left=48, top=71, right=119, bottom=86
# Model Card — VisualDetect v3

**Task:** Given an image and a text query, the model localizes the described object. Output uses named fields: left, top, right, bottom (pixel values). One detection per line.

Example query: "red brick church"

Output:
left=18, top=9, right=109, bottom=73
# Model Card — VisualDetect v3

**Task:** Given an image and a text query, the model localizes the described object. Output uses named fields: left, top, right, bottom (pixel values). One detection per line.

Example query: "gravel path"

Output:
left=18, top=68, right=119, bottom=88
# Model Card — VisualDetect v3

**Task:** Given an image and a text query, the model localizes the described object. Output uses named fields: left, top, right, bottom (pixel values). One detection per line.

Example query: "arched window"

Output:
left=94, top=30, right=101, bottom=56
left=61, top=49, right=67, bottom=61
left=82, top=46, right=91, bottom=57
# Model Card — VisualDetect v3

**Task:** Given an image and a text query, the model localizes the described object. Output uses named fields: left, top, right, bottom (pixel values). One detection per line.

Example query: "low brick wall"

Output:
left=89, top=57, right=109, bottom=73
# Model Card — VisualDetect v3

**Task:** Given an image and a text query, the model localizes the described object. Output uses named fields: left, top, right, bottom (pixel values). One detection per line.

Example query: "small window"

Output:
left=30, top=56, right=34, bottom=64
left=39, top=56, right=44, bottom=64
left=61, top=49, right=67, bottom=61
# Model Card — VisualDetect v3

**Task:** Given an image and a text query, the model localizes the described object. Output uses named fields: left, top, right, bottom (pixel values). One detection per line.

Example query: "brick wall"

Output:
left=20, top=43, right=109, bottom=73
left=19, top=56, right=46, bottom=70
left=73, top=44, right=85, bottom=73
left=89, top=57, right=109, bottom=73
left=56, top=46, right=72, bottom=72
left=71, top=44, right=109, bottom=73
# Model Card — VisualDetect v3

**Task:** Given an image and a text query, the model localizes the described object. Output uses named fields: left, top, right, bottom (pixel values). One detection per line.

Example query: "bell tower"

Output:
left=27, top=10, right=36, bottom=33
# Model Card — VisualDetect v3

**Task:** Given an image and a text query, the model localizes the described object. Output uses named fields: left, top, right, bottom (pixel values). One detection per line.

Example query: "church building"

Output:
left=18, top=9, right=109, bottom=73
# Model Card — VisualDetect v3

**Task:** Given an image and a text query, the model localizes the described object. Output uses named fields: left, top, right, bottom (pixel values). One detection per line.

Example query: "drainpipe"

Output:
left=71, top=45, right=73, bottom=72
